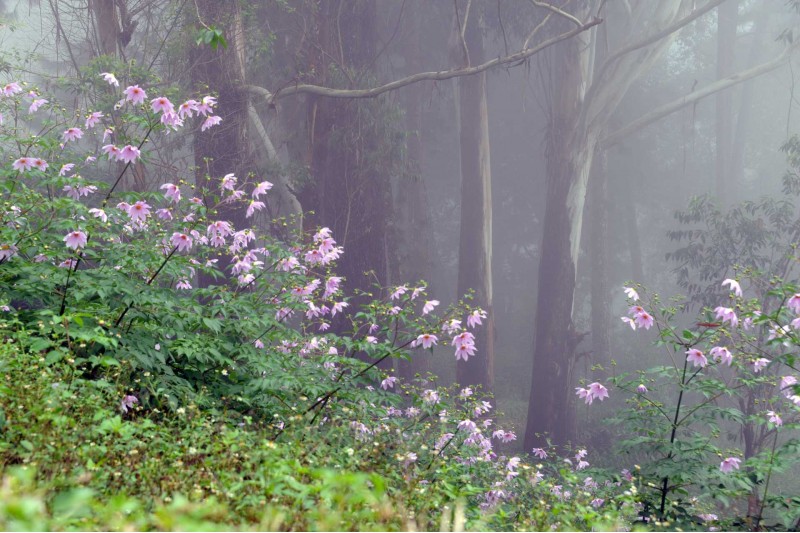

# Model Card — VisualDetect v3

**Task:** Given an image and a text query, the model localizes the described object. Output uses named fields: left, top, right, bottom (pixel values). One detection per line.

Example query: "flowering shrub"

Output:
left=0, top=75, right=645, bottom=530
left=603, top=278, right=800, bottom=529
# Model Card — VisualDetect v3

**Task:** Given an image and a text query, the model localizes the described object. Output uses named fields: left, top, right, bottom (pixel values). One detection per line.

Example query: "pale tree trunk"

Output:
left=589, top=149, right=610, bottom=375
left=452, top=4, right=495, bottom=392
left=715, top=0, right=738, bottom=205
left=524, top=0, right=694, bottom=450
left=731, top=5, right=768, bottom=188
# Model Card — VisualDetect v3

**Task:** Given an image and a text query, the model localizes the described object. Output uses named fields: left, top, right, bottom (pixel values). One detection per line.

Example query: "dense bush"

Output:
left=0, top=76, right=641, bottom=531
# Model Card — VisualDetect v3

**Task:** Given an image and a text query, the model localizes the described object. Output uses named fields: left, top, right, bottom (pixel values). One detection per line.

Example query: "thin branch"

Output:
left=244, top=18, right=601, bottom=104
left=600, top=0, right=726, bottom=78
left=603, top=42, right=799, bottom=147
left=529, top=0, right=582, bottom=27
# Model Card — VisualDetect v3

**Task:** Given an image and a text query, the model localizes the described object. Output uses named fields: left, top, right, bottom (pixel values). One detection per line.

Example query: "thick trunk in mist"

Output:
left=303, top=1, right=392, bottom=339
left=454, top=9, right=494, bottom=391
left=731, top=8, right=767, bottom=188
left=395, top=7, right=432, bottom=381
left=191, top=1, right=249, bottom=282
left=715, top=0, right=737, bottom=204
left=90, top=0, right=120, bottom=56
left=524, top=35, right=595, bottom=449
left=589, top=150, right=610, bottom=374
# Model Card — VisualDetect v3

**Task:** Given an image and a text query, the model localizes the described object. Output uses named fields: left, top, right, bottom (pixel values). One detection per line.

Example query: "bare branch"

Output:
left=601, top=0, right=726, bottom=73
left=602, top=42, right=799, bottom=146
left=529, top=0, right=583, bottom=27
left=244, top=18, right=602, bottom=104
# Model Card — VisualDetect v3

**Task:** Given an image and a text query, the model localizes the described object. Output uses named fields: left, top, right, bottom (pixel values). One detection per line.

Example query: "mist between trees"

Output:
left=3, top=0, right=800, bottom=530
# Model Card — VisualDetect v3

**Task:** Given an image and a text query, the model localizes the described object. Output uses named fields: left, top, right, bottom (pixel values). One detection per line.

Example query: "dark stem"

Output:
left=660, top=354, right=689, bottom=517
left=755, top=429, right=780, bottom=529
left=113, top=245, right=178, bottom=328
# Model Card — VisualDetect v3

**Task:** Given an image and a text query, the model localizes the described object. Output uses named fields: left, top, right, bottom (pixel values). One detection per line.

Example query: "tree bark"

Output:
left=453, top=4, right=495, bottom=391
left=589, top=149, right=610, bottom=374
left=395, top=5, right=433, bottom=381
left=191, top=0, right=250, bottom=283
left=525, top=29, right=594, bottom=448
left=715, top=0, right=738, bottom=205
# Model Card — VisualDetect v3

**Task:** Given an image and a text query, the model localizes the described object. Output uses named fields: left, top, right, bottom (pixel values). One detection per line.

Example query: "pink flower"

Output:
left=127, top=201, right=151, bottom=222
left=623, top=286, right=639, bottom=300
left=380, top=376, right=397, bottom=390
left=719, top=457, right=741, bottom=473
left=120, top=395, right=138, bottom=413
left=221, top=173, right=237, bottom=190
left=0, top=244, right=18, bottom=261
left=150, top=96, right=174, bottom=114
left=2, top=82, right=22, bottom=96
left=12, top=157, right=34, bottom=171
left=714, top=306, right=738, bottom=328
left=415, top=333, right=438, bottom=349
left=457, top=419, right=477, bottom=433
left=789, top=294, right=800, bottom=315
left=767, top=411, right=783, bottom=427
left=85, top=111, right=103, bottom=129
left=422, top=300, right=439, bottom=315
left=178, top=99, right=199, bottom=118
left=455, top=342, right=476, bottom=361
left=390, top=285, right=408, bottom=300
left=118, top=145, right=141, bottom=164
left=452, top=331, right=475, bottom=349
left=709, top=346, right=733, bottom=366
left=197, top=95, right=217, bottom=115
left=28, top=98, right=47, bottom=113
left=780, top=376, right=798, bottom=398
left=176, top=279, right=192, bottom=290
left=102, top=144, right=120, bottom=160
left=160, top=183, right=181, bottom=203
left=323, top=276, right=341, bottom=298
left=201, top=115, right=222, bottom=131
left=621, top=316, right=636, bottom=330
left=32, top=158, right=48, bottom=172
left=587, top=382, right=609, bottom=402
left=636, top=384, right=648, bottom=394
left=59, top=164, right=75, bottom=177
left=634, top=310, right=654, bottom=330
left=123, top=85, right=147, bottom=105
left=722, top=278, right=742, bottom=297
left=88, top=208, right=107, bottom=223
left=100, top=72, right=119, bottom=87
left=62, top=127, right=83, bottom=143
left=686, top=348, right=707, bottom=368
left=246, top=200, right=265, bottom=218
left=252, top=181, right=273, bottom=199
left=467, top=309, right=487, bottom=328
left=64, top=230, right=87, bottom=249
left=532, top=448, right=548, bottom=459
left=752, top=358, right=770, bottom=373
left=171, top=232, right=193, bottom=252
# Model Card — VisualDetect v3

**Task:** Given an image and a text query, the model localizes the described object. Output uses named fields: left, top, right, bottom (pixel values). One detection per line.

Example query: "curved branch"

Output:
left=603, top=42, right=800, bottom=147
left=243, top=18, right=602, bottom=104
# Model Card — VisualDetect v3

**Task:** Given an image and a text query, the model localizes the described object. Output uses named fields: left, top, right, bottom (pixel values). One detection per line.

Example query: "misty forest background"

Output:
left=4, top=0, right=800, bottom=529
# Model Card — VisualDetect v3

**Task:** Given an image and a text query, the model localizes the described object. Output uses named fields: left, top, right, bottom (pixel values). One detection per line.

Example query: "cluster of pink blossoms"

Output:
left=575, top=382, right=609, bottom=405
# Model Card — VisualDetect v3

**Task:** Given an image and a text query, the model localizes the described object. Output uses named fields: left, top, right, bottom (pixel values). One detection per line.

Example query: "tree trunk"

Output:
left=395, top=5, right=433, bottom=381
left=453, top=5, right=494, bottom=391
left=191, top=0, right=250, bottom=283
left=90, top=0, right=120, bottom=57
left=524, top=32, right=595, bottom=449
left=589, top=149, right=610, bottom=374
left=731, top=5, right=767, bottom=188
left=715, top=0, right=738, bottom=205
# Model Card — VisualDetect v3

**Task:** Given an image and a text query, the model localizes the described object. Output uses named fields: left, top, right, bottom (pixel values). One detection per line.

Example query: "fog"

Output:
left=3, top=0, right=800, bottom=516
